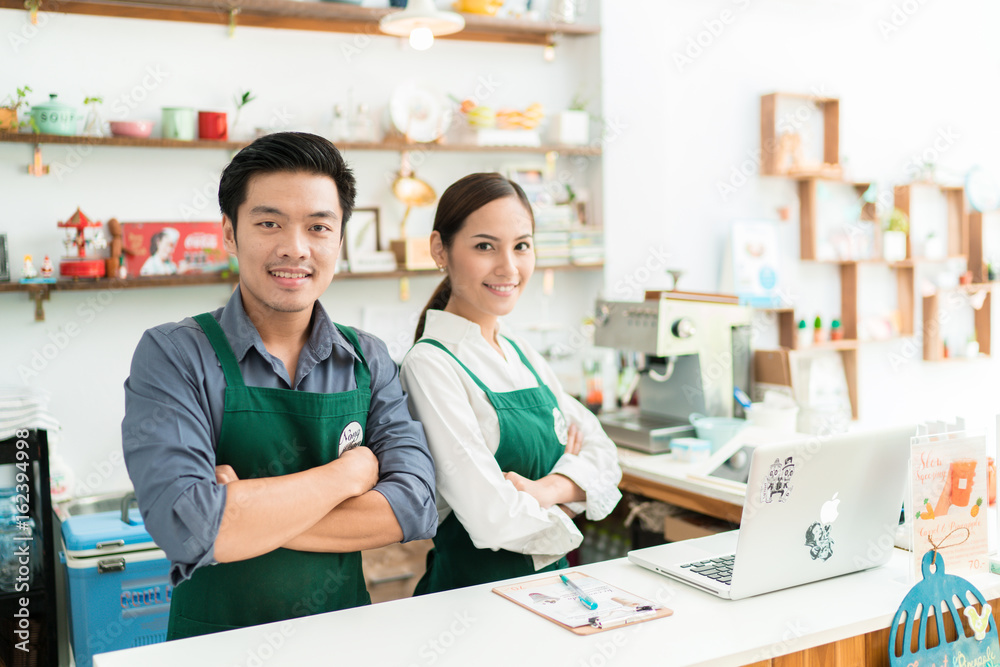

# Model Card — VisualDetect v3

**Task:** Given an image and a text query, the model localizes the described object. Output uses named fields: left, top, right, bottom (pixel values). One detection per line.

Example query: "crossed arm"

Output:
left=212, top=447, right=399, bottom=562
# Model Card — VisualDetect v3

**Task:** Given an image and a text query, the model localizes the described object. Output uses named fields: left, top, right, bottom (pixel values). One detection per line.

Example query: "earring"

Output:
left=437, top=265, right=445, bottom=273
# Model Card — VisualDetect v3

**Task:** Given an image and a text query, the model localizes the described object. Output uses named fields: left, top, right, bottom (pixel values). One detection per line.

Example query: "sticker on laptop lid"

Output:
left=760, top=456, right=795, bottom=503
left=804, top=493, right=840, bottom=561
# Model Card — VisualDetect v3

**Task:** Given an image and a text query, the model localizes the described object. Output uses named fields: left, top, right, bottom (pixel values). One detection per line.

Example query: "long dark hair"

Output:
left=413, top=172, right=533, bottom=342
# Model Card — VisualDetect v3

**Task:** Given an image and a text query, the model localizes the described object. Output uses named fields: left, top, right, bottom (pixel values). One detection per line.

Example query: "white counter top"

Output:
left=615, top=426, right=809, bottom=508
left=93, top=550, right=1000, bottom=667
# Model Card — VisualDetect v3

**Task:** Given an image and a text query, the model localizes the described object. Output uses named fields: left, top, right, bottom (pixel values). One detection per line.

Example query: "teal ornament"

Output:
left=889, top=551, right=1000, bottom=666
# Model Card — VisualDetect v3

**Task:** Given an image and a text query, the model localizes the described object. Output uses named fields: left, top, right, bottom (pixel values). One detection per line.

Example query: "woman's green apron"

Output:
left=414, top=337, right=571, bottom=595
left=167, top=313, right=372, bottom=640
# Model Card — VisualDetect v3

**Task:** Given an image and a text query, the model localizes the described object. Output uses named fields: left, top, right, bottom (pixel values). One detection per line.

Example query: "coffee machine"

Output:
left=593, top=293, right=753, bottom=454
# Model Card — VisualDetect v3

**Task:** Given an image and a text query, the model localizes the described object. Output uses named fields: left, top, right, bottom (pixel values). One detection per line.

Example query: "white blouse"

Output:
left=400, top=309, right=623, bottom=570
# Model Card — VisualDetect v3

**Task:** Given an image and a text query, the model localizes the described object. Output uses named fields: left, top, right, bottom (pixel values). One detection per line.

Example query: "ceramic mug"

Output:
left=162, top=107, right=197, bottom=141
left=198, top=111, right=228, bottom=141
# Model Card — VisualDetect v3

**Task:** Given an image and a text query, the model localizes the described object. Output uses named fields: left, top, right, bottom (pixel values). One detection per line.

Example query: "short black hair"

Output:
left=218, top=132, right=357, bottom=240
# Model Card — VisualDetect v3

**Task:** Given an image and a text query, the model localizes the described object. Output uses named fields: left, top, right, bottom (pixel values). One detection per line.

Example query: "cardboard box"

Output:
left=361, top=539, right=433, bottom=604
left=663, top=509, right=735, bottom=543
left=390, top=238, right=436, bottom=270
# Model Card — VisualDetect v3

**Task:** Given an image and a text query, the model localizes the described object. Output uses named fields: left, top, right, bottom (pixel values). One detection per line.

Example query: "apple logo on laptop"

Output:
left=820, top=492, right=841, bottom=524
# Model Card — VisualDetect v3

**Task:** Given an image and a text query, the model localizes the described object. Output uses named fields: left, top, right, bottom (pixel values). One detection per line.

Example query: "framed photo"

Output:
left=0, top=233, right=8, bottom=282
left=345, top=207, right=381, bottom=263
left=121, top=222, right=229, bottom=277
left=505, top=163, right=552, bottom=206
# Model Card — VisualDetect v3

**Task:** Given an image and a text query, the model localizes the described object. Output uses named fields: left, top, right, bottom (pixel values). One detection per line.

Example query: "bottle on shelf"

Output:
left=351, top=103, right=376, bottom=143
left=330, top=104, right=350, bottom=143
left=797, top=319, right=810, bottom=349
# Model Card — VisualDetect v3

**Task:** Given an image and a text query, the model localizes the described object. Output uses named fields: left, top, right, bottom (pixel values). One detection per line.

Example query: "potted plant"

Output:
left=82, top=96, right=106, bottom=137
left=1, top=85, right=36, bottom=133
left=883, top=207, right=909, bottom=262
left=550, top=92, right=590, bottom=146
left=231, top=89, right=256, bottom=140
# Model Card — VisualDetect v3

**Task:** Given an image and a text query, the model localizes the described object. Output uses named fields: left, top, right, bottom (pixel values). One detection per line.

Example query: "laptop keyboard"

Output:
left=680, top=554, right=736, bottom=585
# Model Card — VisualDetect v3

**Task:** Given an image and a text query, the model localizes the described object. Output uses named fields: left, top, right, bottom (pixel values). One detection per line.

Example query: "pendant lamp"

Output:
left=379, top=0, right=465, bottom=51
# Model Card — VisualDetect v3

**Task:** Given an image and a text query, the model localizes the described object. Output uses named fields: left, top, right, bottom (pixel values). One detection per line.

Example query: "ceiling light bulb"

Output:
left=409, top=26, right=434, bottom=51
left=544, top=44, right=556, bottom=61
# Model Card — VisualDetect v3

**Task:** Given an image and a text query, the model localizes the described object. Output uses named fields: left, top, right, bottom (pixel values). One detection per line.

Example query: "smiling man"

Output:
left=122, top=132, right=436, bottom=640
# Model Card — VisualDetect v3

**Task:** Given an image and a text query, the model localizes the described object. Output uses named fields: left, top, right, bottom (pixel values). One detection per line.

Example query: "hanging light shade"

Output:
left=379, top=0, right=465, bottom=39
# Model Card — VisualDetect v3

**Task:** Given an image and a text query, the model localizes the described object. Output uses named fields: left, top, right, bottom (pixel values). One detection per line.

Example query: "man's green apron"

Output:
left=167, top=313, right=372, bottom=640
left=414, top=337, right=571, bottom=595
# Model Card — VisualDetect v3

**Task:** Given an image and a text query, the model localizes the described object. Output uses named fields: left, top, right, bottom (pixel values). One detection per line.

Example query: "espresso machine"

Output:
left=593, top=293, right=753, bottom=454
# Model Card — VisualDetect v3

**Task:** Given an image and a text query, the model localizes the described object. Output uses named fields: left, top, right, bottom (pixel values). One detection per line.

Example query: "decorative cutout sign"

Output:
left=889, top=551, right=1000, bottom=666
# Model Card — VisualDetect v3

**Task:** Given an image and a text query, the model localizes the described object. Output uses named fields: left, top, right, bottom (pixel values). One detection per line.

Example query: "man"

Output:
left=122, top=132, right=436, bottom=640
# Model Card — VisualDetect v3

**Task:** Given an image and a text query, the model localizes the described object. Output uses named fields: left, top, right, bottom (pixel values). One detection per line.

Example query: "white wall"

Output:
left=600, top=0, right=1000, bottom=435
left=0, top=4, right=603, bottom=494
left=7, top=0, right=1000, bottom=495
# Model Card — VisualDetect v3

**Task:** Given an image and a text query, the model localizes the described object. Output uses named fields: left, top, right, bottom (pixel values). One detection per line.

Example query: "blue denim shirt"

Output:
left=122, top=288, right=436, bottom=585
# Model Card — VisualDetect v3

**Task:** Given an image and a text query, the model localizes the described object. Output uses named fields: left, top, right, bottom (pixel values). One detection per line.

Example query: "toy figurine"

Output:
left=22, top=255, right=37, bottom=279
left=40, top=255, right=54, bottom=278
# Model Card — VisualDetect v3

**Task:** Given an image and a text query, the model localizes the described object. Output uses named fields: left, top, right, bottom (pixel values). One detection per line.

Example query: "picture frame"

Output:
left=0, top=233, right=8, bottom=282
left=505, top=163, right=551, bottom=206
left=345, top=207, right=381, bottom=263
left=121, top=222, right=229, bottom=277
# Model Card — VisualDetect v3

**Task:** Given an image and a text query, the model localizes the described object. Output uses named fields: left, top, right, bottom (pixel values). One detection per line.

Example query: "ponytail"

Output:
left=414, top=276, right=451, bottom=342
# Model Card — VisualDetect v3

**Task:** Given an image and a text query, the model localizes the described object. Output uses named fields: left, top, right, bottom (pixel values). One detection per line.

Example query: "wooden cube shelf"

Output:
left=921, top=284, right=992, bottom=361
left=892, top=183, right=968, bottom=260
left=761, top=93, right=841, bottom=178
left=798, top=179, right=877, bottom=261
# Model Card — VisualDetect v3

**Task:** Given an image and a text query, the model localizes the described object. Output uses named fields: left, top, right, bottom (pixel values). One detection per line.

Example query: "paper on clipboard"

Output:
left=492, top=572, right=673, bottom=635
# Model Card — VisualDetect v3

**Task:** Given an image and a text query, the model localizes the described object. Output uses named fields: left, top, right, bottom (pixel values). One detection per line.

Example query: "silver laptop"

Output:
left=627, top=425, right=913, bottom=600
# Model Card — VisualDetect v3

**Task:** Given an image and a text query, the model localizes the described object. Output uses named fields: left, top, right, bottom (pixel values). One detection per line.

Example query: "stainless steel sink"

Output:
left=56, top=491, right=137, bottom=522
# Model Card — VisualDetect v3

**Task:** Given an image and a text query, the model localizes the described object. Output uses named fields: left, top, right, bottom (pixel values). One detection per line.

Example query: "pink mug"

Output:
left=198, top=111, right=228, bottom=140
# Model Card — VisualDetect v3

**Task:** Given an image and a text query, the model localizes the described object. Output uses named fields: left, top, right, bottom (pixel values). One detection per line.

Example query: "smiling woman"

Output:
left=399, top=172, right=623, bottom=595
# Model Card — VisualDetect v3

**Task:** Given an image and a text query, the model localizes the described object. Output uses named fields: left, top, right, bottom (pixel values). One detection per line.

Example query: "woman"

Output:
left=400, top=172, right=622, bottom=594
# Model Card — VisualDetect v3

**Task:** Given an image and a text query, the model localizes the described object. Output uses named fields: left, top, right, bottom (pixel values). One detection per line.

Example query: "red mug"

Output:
left=198, top=111, right=228, bottom=140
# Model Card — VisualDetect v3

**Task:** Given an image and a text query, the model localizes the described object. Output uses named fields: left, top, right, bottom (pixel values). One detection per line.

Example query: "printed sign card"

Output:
left=910, top=431, right=989, bottom=579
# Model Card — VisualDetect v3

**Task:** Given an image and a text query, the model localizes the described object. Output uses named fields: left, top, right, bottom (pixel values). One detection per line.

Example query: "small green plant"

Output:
left=1, top=85, right=37, bottom=132
left=232, top=89, right=257, bottom=136
left=885, top=208, right=909, bottom=234
left=83, top=96, right=105, bottom=136
left=569, top=91, right=589, bottom=112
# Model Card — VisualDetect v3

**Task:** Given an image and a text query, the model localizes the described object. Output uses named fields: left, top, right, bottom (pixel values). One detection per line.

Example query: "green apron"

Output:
left=414, top=337, right=571, bottom=595
left=166, top=312, right=372, bottom=640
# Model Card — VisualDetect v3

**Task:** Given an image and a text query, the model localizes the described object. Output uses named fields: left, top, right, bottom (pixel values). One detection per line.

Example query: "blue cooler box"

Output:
left=61, top=507, right=171, bottom=667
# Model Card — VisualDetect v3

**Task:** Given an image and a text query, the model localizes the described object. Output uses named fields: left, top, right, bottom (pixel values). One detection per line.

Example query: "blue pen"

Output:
left=560, top=574, right=598, bottom=610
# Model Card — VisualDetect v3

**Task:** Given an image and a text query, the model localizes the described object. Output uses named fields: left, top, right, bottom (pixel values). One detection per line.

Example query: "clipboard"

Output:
left=492, top=571, right=673, bottom=635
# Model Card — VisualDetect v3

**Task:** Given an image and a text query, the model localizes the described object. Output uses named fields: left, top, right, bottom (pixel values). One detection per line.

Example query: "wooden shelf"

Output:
left=1, top=262, right=603, bottom=320
left=893, top=183, right=968, bottom=260
left=0, top=0, right=598, bottom=46
left=760, top=93, right=840, bottom=178
left=0, top=132, right=603, bottom=156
